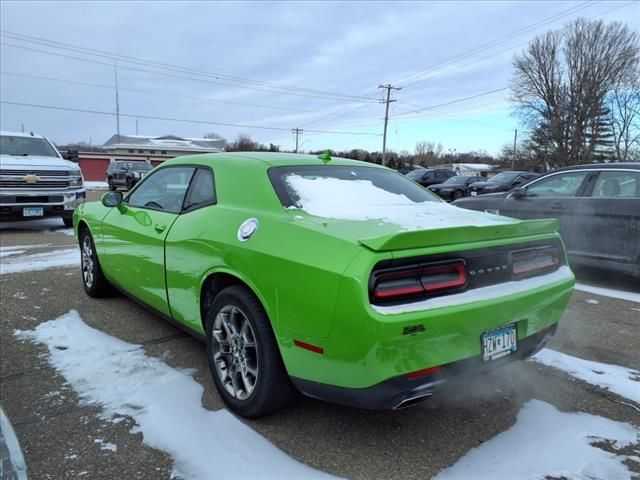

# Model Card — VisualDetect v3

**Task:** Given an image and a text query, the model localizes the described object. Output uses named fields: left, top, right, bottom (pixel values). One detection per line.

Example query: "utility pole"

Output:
left=136, top=118, right=139, bottom=136
left=21, top=123, right=24, bottom=133
left=378, top=84, right=401, bottom=166
left=511, top=128, right=518, bottom=170
left=292, top=127, right=303, bottom=153
left=114, top=63, right=121, bottom=142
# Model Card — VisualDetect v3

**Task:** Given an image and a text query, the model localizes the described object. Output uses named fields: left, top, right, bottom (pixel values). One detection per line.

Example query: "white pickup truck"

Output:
left=0, top=131, right=86, bottom=227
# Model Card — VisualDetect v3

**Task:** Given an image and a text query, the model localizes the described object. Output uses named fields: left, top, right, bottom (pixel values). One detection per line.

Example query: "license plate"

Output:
left=23, top=207, right=44, bottom=217
left=470, top=191, right=477, bottom=196
left=482, top=324, right=517, bottom=361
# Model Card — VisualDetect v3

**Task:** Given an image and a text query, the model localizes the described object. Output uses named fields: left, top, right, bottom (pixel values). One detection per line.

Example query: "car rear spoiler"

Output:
left=358, top=218, right=560, bottom=252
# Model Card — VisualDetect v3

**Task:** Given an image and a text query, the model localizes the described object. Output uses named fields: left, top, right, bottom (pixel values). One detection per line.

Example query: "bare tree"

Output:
left=512, top=18, right=639, bottom=165
left=607, top=79, right=640, bottom=160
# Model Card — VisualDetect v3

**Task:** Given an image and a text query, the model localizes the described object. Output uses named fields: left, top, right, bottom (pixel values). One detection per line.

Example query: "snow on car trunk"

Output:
left=285, top=175, right=513, bottom=231
left=434, top=399, right=639, bottom=480
left=15, top=311, right=335, bottom=480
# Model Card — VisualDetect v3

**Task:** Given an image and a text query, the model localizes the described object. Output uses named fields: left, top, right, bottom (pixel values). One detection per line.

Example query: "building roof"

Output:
left=103, top=134, right=225, bottom=152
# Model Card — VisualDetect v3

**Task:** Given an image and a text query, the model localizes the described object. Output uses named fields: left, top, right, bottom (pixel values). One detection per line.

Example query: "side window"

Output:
left=183, top=168, right=216, bottom=211
left=127, top=167, right=195, bottom=213
left=527, top=171, right=589, bottom=198
left=591, top=171, right=640, bottom=198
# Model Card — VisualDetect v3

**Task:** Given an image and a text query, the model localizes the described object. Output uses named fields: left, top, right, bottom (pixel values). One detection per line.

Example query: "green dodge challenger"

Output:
left=74, top=152, right=574, bottom=417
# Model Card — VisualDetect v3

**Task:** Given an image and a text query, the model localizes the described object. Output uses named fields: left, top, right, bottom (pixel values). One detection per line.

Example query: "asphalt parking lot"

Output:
left=1, top=192, right=639, bottom=480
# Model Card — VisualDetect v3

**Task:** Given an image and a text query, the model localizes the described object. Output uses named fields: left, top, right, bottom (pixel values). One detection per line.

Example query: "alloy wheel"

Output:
left=81, top=236, right=94, bottom=289
left=211, top=305, right=259, bottom=400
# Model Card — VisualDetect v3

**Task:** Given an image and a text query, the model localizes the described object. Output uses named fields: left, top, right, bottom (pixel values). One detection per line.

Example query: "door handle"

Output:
left=154, top=224, right=167, bottom=233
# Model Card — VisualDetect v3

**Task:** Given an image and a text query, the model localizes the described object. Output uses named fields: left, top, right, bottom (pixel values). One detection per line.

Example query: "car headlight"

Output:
left=69, top=170, right=83, bottom=187
left=133, top=172, right=141, bottom=178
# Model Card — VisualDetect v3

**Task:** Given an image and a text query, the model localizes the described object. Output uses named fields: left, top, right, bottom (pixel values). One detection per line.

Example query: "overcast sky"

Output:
left=1, top=0, right=638, bottom=155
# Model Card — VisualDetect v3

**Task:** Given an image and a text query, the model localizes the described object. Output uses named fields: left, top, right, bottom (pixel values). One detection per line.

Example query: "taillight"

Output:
left=511, top=248, right=560, bottom=277
left=372, top=260, right=467, bottom=303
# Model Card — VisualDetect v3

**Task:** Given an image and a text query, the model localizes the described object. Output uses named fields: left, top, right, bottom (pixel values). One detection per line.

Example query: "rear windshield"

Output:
left=269, top=165, right=439, bottom=208
left=0, top=135, right=59, bottom=157
left=490, top=172, right=520, bottom=183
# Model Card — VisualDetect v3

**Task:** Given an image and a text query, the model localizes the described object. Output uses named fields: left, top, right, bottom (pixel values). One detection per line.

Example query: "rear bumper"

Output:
left=292, top=324, right=556, bottom=410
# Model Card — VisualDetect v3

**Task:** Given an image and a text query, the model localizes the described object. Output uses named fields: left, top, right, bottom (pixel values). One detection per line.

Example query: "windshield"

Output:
left=269, top=165, right=439, bottom=208
left=489, top=172, right=519, bottom=183
left=406, top=169, right=426, bottom=179
left=0, top=135, right=59, bottom=157
left=128, top=162, right=153, bottom=171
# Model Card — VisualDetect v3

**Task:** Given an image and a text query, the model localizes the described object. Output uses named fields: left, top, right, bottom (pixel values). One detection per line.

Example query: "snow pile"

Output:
left=435, top=399, right=639, bottom=480
left=16, top=311, right=334, bottom=480
left=374, top=266, right=573, bottom=314
left=575, top=283, right=640, bottom=303
left=532, top=349, right=640, bottom=403
left=0, top=248, right=79, bottom=275
left=285, top=175, right=513, bottom=230
left=84, top=181, right=109, bottom=189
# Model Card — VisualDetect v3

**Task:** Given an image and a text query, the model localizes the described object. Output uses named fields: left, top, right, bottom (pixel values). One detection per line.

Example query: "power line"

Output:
left=0, top=100, right=379, bottom=136
left=391, top=87, right=509, bottom=118
left=0, top=41, right=375, bottom=104
left=394, top=1, right=597, bottom=88
left=0, top=30, right=376, bottom=103
left=0, top=71, right=311, bottom=113
left=291, top=128, right=303, bottom=152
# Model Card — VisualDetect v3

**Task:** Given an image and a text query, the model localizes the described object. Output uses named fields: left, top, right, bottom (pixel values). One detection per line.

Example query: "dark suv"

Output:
left=406, top=168, right=456, bottom=188
left=107, top=161, right=153, bottom=191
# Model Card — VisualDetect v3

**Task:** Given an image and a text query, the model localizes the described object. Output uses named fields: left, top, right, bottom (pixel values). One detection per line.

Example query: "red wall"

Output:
left=79, top=158, right=110, bottom=181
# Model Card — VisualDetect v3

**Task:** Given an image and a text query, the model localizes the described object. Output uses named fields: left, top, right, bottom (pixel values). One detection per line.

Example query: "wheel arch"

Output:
left=199, top=268, right=274, bottom=334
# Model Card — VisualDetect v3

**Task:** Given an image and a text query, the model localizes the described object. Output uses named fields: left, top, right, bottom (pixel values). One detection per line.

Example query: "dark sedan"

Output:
left=428, top=175, right=482, bottom=201
left=406, top=168, right=456, bottom=187
left=453, top=163, right=640, bottom=278
left=468, top=171, right=539, bottom=196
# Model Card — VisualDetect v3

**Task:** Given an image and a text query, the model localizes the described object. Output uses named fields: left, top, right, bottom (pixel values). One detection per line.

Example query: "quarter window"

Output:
left=127, top=167, right=195, bottom=213
left=592, top=171, right=640, bottom=198
left=183, top=168, right=216, bottom=211
left=526, top=171, right=589, bottom=197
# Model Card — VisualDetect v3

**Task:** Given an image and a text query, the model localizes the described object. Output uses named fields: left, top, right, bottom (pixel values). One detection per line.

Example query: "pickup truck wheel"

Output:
left=62, top=216, right=73, bottom=228
left=205, top=285, right=294, bottom=417
left=79, top=230, right=112, bottom=297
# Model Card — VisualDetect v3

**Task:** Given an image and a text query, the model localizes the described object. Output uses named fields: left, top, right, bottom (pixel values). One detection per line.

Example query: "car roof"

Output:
left=163, top=151, right=387, bottom=170
left=0, top=130, right=46, bottom=139
left=553, top=162, right=640, bottom=172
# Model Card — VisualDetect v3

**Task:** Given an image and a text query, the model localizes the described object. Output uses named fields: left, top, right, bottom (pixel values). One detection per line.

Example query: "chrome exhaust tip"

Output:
left=393, top=392, right=433, bottom=410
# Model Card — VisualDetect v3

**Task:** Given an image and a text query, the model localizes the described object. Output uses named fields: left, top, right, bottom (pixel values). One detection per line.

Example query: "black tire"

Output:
left=62, top=216, right=73, bottom=228
left=205, top=285, right=294, bottom=417
left=79, top=228, right=112, bottom=298
left=126, top=177, right=134, bottom=191
left=108, top=178, right=116, bottom=191
left=453, top=189, right=464, bottom=200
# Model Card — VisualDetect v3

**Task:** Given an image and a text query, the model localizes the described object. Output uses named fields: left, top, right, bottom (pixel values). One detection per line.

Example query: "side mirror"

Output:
left=509, top=187, right=526, bottom=199
left=65, top=149, right=79, bottom=163
left=102, top=191, right=123, bottom=207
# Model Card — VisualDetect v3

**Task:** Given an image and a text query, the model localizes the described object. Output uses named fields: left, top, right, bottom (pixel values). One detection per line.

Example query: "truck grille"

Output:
left=0, top=169, right=70, bottom=176
left=0, top=178, right=71, bottom=189
left=0, top=169, right=74, bottom=189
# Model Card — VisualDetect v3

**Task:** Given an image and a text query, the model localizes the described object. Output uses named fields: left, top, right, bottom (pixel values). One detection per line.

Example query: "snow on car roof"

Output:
left=0, top=130, right=46, bottom=139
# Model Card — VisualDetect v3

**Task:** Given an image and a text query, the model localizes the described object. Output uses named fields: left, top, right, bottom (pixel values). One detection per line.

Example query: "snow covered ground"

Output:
left=575, top=283, right=640, bottom=303
left=0, top=248, right=79, bottom=275
left=435, top=399, right=639, bottom=480
left=531, top=348, right=640, bottom=404
left=15, top=311, right=335, bottom=480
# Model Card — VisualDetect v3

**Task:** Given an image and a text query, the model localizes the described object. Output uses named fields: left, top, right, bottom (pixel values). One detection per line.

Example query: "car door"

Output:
left=100, top=165, right=196, bottom=315
left=498, top=170, right=591, bottom=244
left=567, top=169, right=640, bottom=269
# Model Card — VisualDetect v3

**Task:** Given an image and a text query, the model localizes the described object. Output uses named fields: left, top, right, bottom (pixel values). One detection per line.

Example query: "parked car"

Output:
left=107, top=160, right=153, bottom=191
left=406, top=168, right=456, bottom=187
left=0, top=130, right=85, bottom=227
left=75, top=152, right=574, bottom=417
left=468, top=171, right=539, bottom=196
left=428, top=175, right=482, bottom=201
left=453, top=163, right=640, bottom=278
